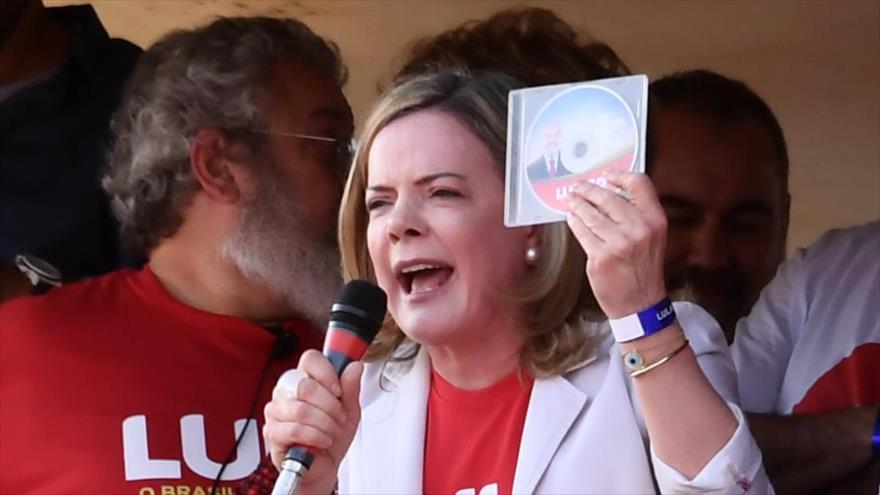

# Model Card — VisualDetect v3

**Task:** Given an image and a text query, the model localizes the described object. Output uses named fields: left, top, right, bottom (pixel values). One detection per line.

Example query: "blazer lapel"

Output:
left=511, top=373, right=589, bottom=494
left=358, top=350, right=431, bottom=494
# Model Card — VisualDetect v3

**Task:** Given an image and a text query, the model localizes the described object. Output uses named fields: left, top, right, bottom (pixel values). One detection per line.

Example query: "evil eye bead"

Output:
left=623, top=351, right=644, bottom=372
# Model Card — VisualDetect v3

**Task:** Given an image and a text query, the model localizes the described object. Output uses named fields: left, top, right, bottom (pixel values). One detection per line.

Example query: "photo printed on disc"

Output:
left=523, top=84, right=638, bottom=213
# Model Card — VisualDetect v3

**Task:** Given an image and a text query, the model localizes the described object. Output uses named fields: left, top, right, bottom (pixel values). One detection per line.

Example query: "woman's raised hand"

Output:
left=263, top=349, right=364, bottom=494
left=566, top=171, right=668, bottom=318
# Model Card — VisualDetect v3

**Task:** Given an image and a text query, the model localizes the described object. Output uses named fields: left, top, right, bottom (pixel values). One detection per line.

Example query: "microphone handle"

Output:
left=326, top=352, right=355, bottom=376
left=271, top=458, right=307, bottom=495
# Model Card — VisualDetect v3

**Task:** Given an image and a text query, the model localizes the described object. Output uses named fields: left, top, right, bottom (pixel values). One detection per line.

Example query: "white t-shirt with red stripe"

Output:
left=731, top=221, right=880, bottom=414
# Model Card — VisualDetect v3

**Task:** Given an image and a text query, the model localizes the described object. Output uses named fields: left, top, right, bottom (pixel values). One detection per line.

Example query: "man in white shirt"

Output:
left=732, top=221, right=880, bottom=493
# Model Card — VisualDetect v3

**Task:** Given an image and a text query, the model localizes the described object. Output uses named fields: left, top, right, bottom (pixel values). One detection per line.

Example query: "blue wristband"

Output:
left=872, top=407, right=880, bottom=459
left=609, top=298, right=677, bottom=343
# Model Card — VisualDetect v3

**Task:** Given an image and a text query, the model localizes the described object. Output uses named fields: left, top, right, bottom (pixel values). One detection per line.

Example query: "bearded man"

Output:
left=0, top=16, right=353, bottom=494
left=648, top=71, right=790, bottom=343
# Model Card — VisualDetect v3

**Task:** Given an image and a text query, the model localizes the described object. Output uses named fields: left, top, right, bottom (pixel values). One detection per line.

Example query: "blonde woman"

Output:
left=263, top=71, right=771, bottom=494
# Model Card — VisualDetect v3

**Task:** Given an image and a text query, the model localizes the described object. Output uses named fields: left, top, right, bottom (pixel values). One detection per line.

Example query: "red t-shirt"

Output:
left=0, top=267, right=322, bottom=494
left=423, top=368, right=534, bottom=495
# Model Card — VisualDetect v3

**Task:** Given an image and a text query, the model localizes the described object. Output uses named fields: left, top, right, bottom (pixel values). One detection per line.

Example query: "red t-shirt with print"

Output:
left=0, top=267, right=322, bottom=494
left=423, top=368, right=534, bottom=495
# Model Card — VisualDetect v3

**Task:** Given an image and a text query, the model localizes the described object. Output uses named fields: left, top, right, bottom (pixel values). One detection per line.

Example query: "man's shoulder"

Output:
left=527, top=155, right=549, bottom=171
left=0, top=269, right=140, bottom=328
left=557, top=154, right=573, bottom=170
left=792, top=221, right=879, bottom=289
left=804, top=221, right=879, bottom=262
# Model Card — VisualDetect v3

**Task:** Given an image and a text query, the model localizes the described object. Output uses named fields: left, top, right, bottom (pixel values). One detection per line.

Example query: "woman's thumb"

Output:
left=339, top=361, right=364, bottom=424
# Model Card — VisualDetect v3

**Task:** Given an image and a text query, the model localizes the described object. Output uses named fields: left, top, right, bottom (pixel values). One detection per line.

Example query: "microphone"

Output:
left=271, top=279, right=387, bottom=495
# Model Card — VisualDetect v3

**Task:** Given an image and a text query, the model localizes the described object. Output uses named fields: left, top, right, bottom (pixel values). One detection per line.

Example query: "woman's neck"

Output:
left=425, top=324, right=525, bottom=391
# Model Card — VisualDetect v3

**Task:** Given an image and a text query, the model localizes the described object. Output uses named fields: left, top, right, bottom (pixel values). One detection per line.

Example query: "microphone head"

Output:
left=330, top=279, right=387, bottom=342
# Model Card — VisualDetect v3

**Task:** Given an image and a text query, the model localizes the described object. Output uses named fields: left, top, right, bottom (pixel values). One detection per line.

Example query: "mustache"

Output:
left=666, top=267, right=746, bottom=297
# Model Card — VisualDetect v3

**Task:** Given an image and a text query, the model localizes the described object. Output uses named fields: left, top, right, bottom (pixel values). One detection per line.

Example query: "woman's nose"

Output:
left=386, top=200, right=426, bottom=243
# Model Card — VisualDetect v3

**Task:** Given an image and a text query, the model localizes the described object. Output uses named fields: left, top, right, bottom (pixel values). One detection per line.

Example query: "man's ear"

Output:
left=190, top=128, right=243, bottom=204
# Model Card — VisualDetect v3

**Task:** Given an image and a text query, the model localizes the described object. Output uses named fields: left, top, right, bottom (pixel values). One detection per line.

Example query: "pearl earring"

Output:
left=525, top=247, right=539, bottom=263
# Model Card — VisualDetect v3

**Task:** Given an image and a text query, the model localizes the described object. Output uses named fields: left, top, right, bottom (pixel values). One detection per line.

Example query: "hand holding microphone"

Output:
left=265, top=280, right=386, bottom=495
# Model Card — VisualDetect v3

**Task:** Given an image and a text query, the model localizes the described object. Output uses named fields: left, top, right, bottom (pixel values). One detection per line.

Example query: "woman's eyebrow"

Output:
left=367, top=171, right=467, bottom=192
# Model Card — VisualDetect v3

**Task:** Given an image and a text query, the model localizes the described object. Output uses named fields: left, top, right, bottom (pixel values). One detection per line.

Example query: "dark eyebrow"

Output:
left=659, top=195, right=699, bottom=210
left=660, top=195, right=774, bottom=215
left=367, top=172, right=466, bottom=193
left=729, top=202, right=774, bottom=216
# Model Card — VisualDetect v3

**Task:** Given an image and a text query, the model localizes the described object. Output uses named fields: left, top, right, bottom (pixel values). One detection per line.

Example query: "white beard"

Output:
left=220, top=176, right=341, bottom=329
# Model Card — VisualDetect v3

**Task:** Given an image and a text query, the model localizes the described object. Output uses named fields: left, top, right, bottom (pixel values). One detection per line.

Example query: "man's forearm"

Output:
left=822, top=459, right=880, bottom=495
left=747, top=406, right=878, bottom=494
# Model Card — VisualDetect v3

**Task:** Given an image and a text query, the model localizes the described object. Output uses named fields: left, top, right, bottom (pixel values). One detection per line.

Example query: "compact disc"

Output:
left=523, top=83, right=638, bottom=213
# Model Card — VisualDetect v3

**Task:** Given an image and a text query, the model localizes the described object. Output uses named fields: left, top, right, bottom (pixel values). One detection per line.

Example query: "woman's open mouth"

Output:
left=398, top=262, right=454, bottom=295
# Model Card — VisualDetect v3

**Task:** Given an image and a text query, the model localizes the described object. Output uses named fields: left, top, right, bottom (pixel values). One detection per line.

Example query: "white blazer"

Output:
left=339, top=302, right=772, bottom=494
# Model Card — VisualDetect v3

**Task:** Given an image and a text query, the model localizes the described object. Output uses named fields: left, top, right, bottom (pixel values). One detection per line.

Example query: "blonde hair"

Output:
left=339, top=70, right=599, bottom=377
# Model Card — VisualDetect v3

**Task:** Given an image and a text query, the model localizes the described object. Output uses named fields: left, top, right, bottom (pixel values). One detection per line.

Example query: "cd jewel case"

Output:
left=505, top=74, right=648, bottom=227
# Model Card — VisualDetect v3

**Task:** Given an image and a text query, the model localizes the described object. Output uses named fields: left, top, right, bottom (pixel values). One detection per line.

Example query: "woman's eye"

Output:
left=365, top=199, right=389, bottom=211
left=431, top=188, right=462, bottom=198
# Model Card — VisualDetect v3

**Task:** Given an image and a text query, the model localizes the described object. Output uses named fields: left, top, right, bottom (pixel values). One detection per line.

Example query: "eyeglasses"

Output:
left=252, top=130, right=355, bottom=171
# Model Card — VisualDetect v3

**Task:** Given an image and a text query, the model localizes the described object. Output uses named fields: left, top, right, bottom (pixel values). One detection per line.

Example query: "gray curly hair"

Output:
left=103, top=16, right=347, bottom=254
